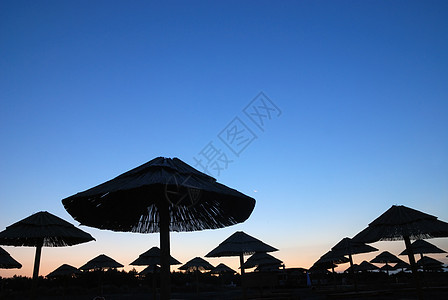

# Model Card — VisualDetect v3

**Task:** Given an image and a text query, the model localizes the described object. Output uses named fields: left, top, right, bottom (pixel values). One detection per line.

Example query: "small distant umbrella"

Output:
left=242, top=252, right=283, bottom=270
left=0, top=247, right=22, bottom=269
left=206, top=231, right=277, bottom=299
left=211, top=263, right=236, bottom=275
left=62, top=157, right=255, bottom=299
left=399, top=239, right=447, bottom=260
left=179, top=257, right=214, bottom=272
left=393, top=260, right=411, bottom=272
left=344, top=263, right=359, bottom=273
left=416, top=256, right=444, bottom=271
left=331, top=237, right=378, bottom=291
left=130, top=246, right=181, bottom=266
left=352, top=205, right=448, bottom=299
left=357, top=261, right=379, bottom=272
left=370, top=251, right=402, bottom=276
left=0, top=211, right=94, bottom=297
left=130, top=247, right=181, bottom=300
left=46, top=264, right=80, bottom=278
left=206, top=231, right=277, bottom=275
left=80, top=254, right=123, bottom=271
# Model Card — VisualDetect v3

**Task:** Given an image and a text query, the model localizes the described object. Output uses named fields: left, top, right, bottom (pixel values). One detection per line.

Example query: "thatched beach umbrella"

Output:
left=62, top=157, right=255, bottom=299
left=393, top=260, right=411, bottom=272
left=130, top=246, right=181, bottom=266
left=206, top=231, right=277, bottom=275
left=399, top=239, right=447, bottom=260
left=242, top=252, right=282, bottom=270
left=46, top=264, right=80, bottom=278
left=416, top=256, right=444, bottom=271
left=0, top=247, right=22, bottom=269
left=80, top=254, right=123, bottom=271
left=352, top=205, right=448, bottom=299
left=357, top=260, right=379, bottom=272
left=370, top=251, right=402, bottom=276
left=331, top=237, right=377, bottom=290
left=179, top=257, right=214, bottom=272
left=0, top=211, right=94, bottom=293
left=211, top=263, right=236, bottom=275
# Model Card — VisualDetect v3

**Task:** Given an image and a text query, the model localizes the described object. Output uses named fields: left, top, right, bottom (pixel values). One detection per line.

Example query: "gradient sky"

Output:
left=1, top=0, right=448, bottom=278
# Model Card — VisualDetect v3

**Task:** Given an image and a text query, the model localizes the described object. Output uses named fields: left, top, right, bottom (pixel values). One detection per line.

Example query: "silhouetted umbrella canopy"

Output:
left=62, top=157, right=255, bottom=299
left=62, top=157, right=255, bottom=233
left=394, top=260, right=410, bottom=270
left=130, top=246, right=181, bottom=266
left=0, top=247, right=22, bottom=269
left=47, top=264, right=80, bottom=278
left=352, top=205, right=448, bottom=242
left=380, top=264, right=395, bottom=272
left=206, top=231, right=277, bottom=257
left=416, top=256, right=443, bottom=267
left=242, top=252, right=283, bottom=269
left=0, top=211, right=95, bottom=247
left=179, top=257, right=214, bottom=272
left=80, top=254, right=123, bottom=271
left=314, top=250, right=349, bottom=266
left=370, top=251, right=402, bottom=264
left=140, top=264, right=160, bottom=275
left=357, top=260, right=379, bottom=272
left=331, top=237, right=378, bottom=256
left=344, top=264, right=359, bottom=273
left=399, top=239, right=447, bottom=256
left=0, top=211, right=94, bottom=287
left=211, top=263, right=236, bottom=274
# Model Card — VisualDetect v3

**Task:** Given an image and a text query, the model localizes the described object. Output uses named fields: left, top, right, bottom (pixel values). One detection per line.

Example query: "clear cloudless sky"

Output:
left=1, top=0, right=447, bottom=278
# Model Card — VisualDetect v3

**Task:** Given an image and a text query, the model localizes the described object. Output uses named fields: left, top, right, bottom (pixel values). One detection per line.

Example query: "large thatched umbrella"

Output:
left=130, top=246, right=181, bottom=266
left=370, top=251, right=403, bottom=276
left=179, top=257, right=214, bottom=272
left=211, top=263, right=236, bottom=275
left=62, top=157, right=255, bottom=299
left=352, top=205, right=448, bottom=299
left=0, top=211, right=94, bottom=290
left=357, top=260, right=379, bottom=272
left=416, top=256, right=444, bottom=272
left=399, top=239, right=447, bottom=260
left=0, top=247, right=22, bottom=269
left=331, top=237, right=377, bottom=291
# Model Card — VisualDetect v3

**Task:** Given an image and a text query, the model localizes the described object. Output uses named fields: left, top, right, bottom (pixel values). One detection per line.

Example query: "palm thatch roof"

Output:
left=370, top=251, right=402, bottom=264
left=210, top=263, right=236, bottom=274
left=0, top=247, right=22, bottom=269
left=205, top=231, right=278, bottom=257
left=394, top=260, right=411, bottom=270
left=331, top=237, right=378, bottom=256
left=179, top=257, right=214, bottom=272
left=0, top=211, right=95, bottom=247
left=416, top=256, right=443, bottom=267
left=242, top=252, right=283, bottom=269
left=80, top=254, right=124, bottom=271
left=46, top=264, right=80, bottom=277
left=357, top=260, right=379, bottom=272
left=139, top=264, right=160, bottom=275
left=62, top=157, right=255, bottom=233
left=130, top=246, right=181, bottom=266
left=399, top=239, right=447, bottom=256
left=352, top=205, right=448, bottom=242
left=314, top=250, right=349, bottom=266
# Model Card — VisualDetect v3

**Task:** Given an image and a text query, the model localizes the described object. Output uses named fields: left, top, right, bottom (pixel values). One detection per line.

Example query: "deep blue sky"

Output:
left=1, top=0, right=447, bottom=277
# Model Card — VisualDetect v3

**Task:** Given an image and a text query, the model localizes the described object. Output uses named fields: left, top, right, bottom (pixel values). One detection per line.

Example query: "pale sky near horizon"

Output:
left=1, top=0, right=448, bottom=278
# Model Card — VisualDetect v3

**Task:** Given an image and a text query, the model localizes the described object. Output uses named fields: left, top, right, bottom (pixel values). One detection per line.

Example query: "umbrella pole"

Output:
left=348, top=254, right=358, bottom=292
left=404, top=236, right=422, bottom=300
left=159, top=202, right=171, bottom=300
left=31, top=242, right=43, bottom=299
left=240, top=253, right=247, bottom=299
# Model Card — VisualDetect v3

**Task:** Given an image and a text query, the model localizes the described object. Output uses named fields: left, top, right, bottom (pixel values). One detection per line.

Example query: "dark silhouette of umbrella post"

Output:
left=62, top=157, right=255, bottom=300
left=0, top=211, right=95, bottom=298
left=352, top=205, right=448, bottom=300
